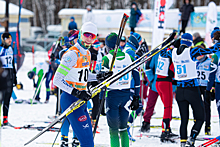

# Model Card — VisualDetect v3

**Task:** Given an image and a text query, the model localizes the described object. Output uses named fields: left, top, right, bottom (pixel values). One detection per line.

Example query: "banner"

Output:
left=16, top=0, right=25, bottom=71
left=205, top=2, right=217, bottom=47
left=151, top=0, right=167, bottom=49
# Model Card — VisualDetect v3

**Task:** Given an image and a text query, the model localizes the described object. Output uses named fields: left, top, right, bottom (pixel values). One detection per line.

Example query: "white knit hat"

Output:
left=81, top=22, right=97, bottom=35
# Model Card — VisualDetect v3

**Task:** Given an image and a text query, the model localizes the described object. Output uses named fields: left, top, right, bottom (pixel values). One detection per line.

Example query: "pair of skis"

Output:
left=24, top=21, right=177, bottom=147
left=198, top=135, right=220, bottom=147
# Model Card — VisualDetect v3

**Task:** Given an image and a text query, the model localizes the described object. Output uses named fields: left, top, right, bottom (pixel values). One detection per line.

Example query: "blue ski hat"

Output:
left=128, top=32, right=142, bottom=49
left=211, top=27, right=219, bottom=39
left=28, top=71, right=35, bottom=79
left=181, top=33, right=193, bottom=47
left=105, top=32, right=118, bottom=50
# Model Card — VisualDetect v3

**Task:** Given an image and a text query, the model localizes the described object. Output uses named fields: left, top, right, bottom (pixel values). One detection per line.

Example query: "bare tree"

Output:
left=35, top=0, right=46, bottom=32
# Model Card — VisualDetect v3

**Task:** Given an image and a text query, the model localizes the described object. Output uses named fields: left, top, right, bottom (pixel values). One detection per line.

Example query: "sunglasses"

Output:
left=93, top=44, right=100, bottom=48
left=83, top=32, right=96, bottom=39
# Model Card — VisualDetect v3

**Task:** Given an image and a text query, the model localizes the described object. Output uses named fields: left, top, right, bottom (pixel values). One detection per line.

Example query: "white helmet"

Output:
left=81, top=22, right=97, bottom=36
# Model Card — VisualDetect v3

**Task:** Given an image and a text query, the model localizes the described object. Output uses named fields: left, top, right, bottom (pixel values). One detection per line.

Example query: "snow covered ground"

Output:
left=1, top=52, right=220, bottom=147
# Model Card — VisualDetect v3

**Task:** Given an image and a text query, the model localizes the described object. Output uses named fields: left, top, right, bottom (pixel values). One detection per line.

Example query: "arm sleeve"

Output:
left=132, top=69, right=140, bottom=96
left=53, top=51, right=77, bottom=94
left=37, top=69, right=44, bottom=86
left=190, top=42, right=220, bottom=61
left=207, top=54, right=218, bottom=91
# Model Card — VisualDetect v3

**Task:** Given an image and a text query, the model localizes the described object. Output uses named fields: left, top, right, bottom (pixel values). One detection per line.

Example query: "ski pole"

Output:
left=31, top=72, right=47, bottom=105
left=93, top=13, right=129, bottom=138
left=51, top=117, right=67, bottom=147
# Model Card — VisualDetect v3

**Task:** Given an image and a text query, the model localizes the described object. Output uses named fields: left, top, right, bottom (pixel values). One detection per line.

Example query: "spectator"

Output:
left=129, top=2, right=142, bottom=33
left=83, top=5, right=95, bottom=24
left=193, top=32, right=206, bottom=48
left=179, top=0, right=194, bottom=34
left=68, top=16, right=77, bottom=30
left=0, top=33, right=17, bottom=126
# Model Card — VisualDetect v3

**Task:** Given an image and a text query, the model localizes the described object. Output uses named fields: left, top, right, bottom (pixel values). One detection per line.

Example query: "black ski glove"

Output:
left=71, top=88, right=92, bottom=101
left=130, top=95, right=140, bottom=110
left=163, top=30, right=177, bottom=47
left=96, top=71, right=113, bottom=81
left=13, top=76, right=17, bottom=87
left=135, top=40, right=148, bottom=58
left=210, top=89, right=215, bottom=101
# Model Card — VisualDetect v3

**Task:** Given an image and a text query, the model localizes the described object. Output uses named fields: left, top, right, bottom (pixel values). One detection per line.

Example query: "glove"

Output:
left=210, top=88, right=215, bottom=101
left=50, top=53, right=55, bottom=61
left=13, top=76, right=17, bottom=87
left=205, top=90, right=212, bottom=101
left=165, top=30, right=177, bottom=45
left=130, top=95, right=140, bottom=110
left=96, top=71, right=113, bottom=81
left=33, top=83, right=37, bottom=88
left=135, top=40, right=148, bottom=58
left=71, top=88, right=92, bottom=101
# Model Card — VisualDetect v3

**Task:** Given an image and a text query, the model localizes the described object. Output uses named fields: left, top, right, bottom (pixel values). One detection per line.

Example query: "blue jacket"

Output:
left=68, top=21, right=77, bottom=30
left=145, top=52, right=158, bottom=92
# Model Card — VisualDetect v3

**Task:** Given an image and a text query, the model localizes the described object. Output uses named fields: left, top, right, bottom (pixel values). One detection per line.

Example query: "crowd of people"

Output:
left=1, top=2, right=220, bottom=147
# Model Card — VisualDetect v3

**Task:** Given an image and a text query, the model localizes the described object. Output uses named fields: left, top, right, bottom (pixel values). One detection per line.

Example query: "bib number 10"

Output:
left=78, top=69, right=88, bottom=82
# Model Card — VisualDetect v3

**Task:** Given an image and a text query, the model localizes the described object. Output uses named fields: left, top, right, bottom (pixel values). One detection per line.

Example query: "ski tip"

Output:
left=123, top=13, right=129, bottom=18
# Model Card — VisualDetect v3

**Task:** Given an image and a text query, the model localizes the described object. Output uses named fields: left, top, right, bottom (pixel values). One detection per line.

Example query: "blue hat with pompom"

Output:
left=211, top=27, right=219, bottom=39
left=181, top=33, right=193, bottom=47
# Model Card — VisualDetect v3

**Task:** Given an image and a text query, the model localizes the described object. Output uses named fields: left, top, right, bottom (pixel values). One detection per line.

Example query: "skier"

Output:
left=56, top=32, right=81, bottom=147
left=122, top=32, right=148, bottom=141
left=156, top=38, right=179, bottom=142
left=0, top=32, right=17, bottom=126
left=204, top=27, right=220, bottom=134
left=53, top=22, right=98, bottom=147
left=88, top=40, right=104, bottom=127
left=160, top=32, right=220, bottom=147
left=96, top=32, right=140, bottom=147
left=27, top=61, right=53, bottom=103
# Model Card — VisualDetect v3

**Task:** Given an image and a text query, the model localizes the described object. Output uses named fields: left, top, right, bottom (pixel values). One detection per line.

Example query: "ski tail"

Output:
left=197, top=135, right=220, bottom=147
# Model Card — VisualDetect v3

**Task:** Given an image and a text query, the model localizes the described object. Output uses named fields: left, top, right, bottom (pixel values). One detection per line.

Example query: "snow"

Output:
left=2, top=51, right=220, bottom=147
left=0, top=0, right=33, bottom=16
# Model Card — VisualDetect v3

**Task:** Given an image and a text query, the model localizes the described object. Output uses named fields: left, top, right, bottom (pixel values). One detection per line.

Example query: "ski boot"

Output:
left=60, top=138, right=68, bottom=147
left=160, top=131, right=176, bottom=143
left=181, top=142, right=186, bottom=147
left=72, top=137, right=80, bottom=147
left=140, top=121, right=150, bottom=133
left=127, top=125, right=136, bottom=142
left=168, top=128, right=178, bottom=137
left=185, top=137, right=195, bottom=147
left=205, top=126, right=211, bottom=135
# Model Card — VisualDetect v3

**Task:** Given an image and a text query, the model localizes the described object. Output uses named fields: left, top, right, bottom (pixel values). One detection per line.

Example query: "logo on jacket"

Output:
left=82, top=123, right=89, bottom=129
left=64, top=56, right=72, bottom=63
left=78, top=115, right=87, bottom=122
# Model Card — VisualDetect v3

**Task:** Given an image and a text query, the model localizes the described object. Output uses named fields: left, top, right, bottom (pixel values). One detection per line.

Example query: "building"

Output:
left=0, top=0, right=33, bottom=38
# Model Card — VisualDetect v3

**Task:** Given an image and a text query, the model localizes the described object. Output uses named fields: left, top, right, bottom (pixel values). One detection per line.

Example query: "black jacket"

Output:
left=179, top=4, right=194, bottom=20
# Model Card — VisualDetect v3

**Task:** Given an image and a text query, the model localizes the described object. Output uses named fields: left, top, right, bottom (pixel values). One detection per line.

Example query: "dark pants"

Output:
left=215, top=83, right=220, bottom=120
left=199, top=86, right=211, bottom=128
left=91, top=93, right=100, bottom=120
left=3, top=76, right=13, bottom=117
left=180, top=19, right=188, bottom=34
left=130, top=27, right=135, bottom=32
left=143, top=89, right=159, bottom=123
left=106, top=89, right=130, bottom=131
left=176, top=87, right=204, bottom=140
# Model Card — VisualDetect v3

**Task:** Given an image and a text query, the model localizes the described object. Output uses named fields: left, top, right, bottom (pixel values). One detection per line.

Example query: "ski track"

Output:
left=1, top=52, right=220, bottom=147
